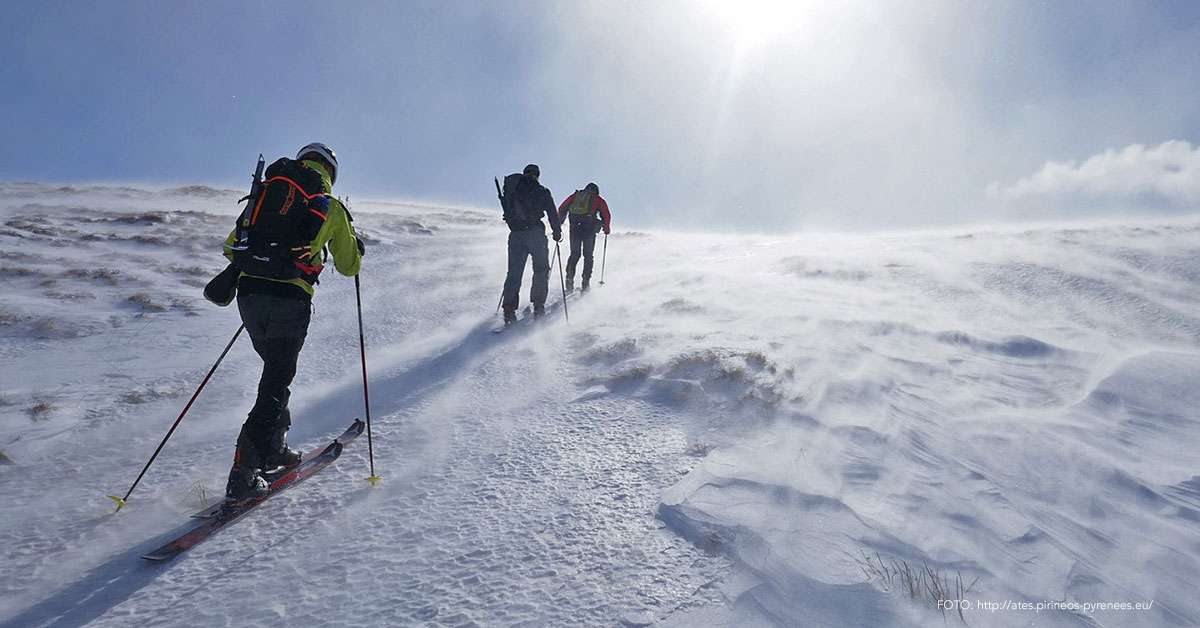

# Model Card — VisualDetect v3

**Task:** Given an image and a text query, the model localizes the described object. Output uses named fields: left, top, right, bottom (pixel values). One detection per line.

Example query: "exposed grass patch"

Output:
left=3, top=219, right=61, bottom=237
left=745, top=350, right=769, bottom=369
left=132, top=234, right=170, bottom=246
left=0, top=266, right=43, bottom=278
left=166, top=185, right=235, bottom=199
left=32, top=317, right=68, bottom=337
left=167, top=263, right=215, bottom=277
left=180, top=277, right=208, bottom=288
left=580, top=338, right=641, bottom=365
left=604, top=364, right=653, bottom=388
left=0, top=308, right=25, bottom=327
left=30, top=398, right=54, bottom=420
left=127, top=293, right=168, bottom=312
left=64, top=268, right=124, bottom=286
left=657, top=298, right=705, bottom=314
left=121, top=386, right=186, bottom=404
left=857, top=551, right=977, bottom=623
left=0, top=309, right=88, bottom=338
left=185, top=481, right=215, bottom=509
left=112, top=212, right=169, bottom=224
left=122, top=390, right=151, bottom=404
left=381, top=218, right=434, bottom=235
left=663, top=349, right=793, bottom=408
left=43, top=289, right=96, bottom=301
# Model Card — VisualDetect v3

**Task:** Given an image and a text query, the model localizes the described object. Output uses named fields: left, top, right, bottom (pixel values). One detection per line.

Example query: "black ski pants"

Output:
left=566, top=227, right=597, bottom=281
left=235, top=290, right=311, bottom=464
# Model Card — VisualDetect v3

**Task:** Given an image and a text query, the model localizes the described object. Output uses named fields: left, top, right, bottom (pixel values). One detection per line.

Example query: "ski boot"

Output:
left=565, top=277, right=575, bottom=293
left=503, top=305, right=518, bottom=326
left=264, top=444, right=301, bottom=470
left=581, top=278, right=590, bottom=294
left=263, top=410, right=302, bottom=470
left=225, top=469, right=269, bottom=504
left=225, top=460, right=269, bottom=504
left=533, top=302, right=546, bottom=319
left=224, top=435, right=270, bottom=504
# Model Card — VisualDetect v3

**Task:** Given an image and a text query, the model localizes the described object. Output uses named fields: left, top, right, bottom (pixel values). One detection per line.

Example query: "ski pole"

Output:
left=599, top=232, right=608, bottom=286
left=355, top=274, right=381, bottom=484
left=555, top=240, right=569, bottom=323
left=108, top=324, right=245, bottom=512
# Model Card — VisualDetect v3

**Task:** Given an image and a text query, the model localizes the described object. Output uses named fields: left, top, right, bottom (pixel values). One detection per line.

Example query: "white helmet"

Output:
left=296, top=142, right=338, bottom=184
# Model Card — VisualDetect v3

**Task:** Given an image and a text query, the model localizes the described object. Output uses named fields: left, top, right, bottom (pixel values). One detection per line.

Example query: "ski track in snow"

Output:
left=2, top=183, right=1199, bottom=627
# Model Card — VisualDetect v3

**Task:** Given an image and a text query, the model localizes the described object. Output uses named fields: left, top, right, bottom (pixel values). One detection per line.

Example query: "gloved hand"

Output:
left=553, top=231, right=563, bottom=242
left=603, top=227, right=611, bottom=235
left=356, top=237, right=366, bottom=256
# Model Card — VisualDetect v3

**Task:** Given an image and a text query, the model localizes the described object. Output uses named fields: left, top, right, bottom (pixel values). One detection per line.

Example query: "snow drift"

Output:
left=1, top=182, right=1197, bottom=627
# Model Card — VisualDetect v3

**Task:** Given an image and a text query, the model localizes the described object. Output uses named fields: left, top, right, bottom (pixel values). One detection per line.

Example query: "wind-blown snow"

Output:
left=1, top=182, right=1197, bottom=627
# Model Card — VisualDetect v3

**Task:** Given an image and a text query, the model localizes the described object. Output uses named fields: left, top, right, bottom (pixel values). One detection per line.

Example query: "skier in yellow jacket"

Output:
left=221, top=142, right=363, bottom=502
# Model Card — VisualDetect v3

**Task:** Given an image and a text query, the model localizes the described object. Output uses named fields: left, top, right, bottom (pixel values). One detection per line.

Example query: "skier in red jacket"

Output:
left=556, top=182, right=611, bottom=293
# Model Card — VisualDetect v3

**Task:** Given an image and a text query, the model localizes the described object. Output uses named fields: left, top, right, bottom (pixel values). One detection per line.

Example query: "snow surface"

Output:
left=1, top=182, right=1198, bottom=627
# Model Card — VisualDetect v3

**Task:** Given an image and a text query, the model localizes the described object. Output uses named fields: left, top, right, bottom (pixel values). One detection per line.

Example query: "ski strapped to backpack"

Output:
left=229, top=156, right=332, bottom=284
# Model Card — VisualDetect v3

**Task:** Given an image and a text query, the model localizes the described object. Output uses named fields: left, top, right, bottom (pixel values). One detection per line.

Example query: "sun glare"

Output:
left=698, top=0, right=808, bottom=46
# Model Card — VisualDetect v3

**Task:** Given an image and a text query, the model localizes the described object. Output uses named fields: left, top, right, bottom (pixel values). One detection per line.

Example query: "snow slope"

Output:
left=1, top=182, right=1198, bottom=627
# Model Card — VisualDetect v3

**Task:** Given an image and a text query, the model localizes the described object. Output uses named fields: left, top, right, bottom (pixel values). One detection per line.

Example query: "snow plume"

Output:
left=987, top=140, right=1200, bottom=215
left=3, top=184, right=1200, bottom=627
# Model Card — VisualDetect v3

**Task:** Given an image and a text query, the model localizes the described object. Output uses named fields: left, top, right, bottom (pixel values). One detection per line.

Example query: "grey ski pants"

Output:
left=502, top=228, right=550, bottom=310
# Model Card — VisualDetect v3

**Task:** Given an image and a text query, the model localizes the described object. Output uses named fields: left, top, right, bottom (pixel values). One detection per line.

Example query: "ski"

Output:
left=491, top=293, right=576, bottom=334
left=190, top=420, right=364, bottom=519
left=492, top=305, right=538, bottom=334
left=141, top=419, right=365, bottom=562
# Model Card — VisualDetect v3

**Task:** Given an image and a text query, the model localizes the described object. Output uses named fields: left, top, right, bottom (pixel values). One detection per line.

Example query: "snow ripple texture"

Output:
left=1, top=185, right=1199, bottom=627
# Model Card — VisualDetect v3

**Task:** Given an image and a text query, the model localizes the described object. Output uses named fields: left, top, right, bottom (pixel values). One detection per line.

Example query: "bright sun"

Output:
left=697, top=0, right=808, bottom=46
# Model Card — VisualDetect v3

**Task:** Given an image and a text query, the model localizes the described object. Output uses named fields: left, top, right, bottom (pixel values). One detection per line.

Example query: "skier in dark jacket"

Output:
left=221, top=142, right=363, bottom=502
left=500, top=164, right=562, bottom=324
left=556, top=182, right=611, bottom=293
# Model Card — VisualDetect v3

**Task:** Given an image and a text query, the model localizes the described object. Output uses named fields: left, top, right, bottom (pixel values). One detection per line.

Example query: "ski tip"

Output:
left=364, top=475, right=383, bottom=485
left=106, top=494, right=128, bottom=511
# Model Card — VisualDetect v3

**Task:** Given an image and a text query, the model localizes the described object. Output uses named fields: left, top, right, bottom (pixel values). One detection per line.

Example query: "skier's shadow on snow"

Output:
left=298, top=316, right=525, bottom=439
left=0, top=520, right=195, bottom=628
left=0, top=320, right=547, bottom=628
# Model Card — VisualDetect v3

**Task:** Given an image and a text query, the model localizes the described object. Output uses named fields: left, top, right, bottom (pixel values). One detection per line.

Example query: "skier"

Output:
left=222, top=142, right=364, bottom=502
left=556, top=182, right=611, bottom=293
left=500, top=164, right=562, bottom=324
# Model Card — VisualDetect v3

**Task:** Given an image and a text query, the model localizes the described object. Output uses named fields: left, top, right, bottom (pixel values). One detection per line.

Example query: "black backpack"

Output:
left=230, top=157, right=330, bottom=284
left=501, top=173, right=538, bottom=225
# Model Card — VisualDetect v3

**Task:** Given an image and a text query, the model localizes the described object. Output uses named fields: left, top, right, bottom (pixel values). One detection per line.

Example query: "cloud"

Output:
left=987, top=140, right=1200, bottom=212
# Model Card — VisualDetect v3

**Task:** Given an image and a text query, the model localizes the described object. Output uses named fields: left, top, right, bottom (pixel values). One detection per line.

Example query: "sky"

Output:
left=3, top=0, right=1200, bottom=231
